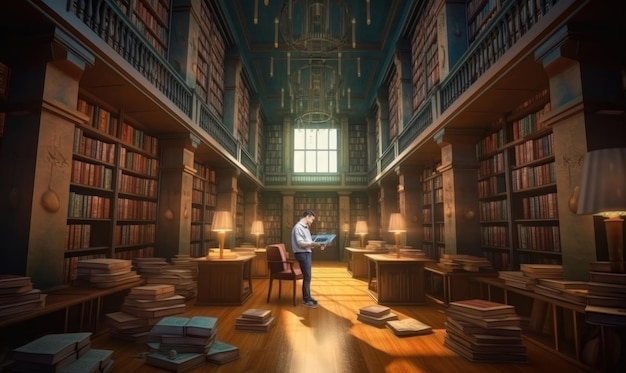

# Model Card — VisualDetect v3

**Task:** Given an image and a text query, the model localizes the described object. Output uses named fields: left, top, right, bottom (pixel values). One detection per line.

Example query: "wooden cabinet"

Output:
left=477, top=90, right=557, bottom=270
left=365, top=254, right=432, bottom=305
left=194, top=255, right=254, bottom=305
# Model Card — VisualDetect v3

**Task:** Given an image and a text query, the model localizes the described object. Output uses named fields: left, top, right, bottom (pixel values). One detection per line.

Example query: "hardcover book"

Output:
left=128, top=284, right=176, bottom=298
left=0, top=288, right=42, bottom=306
left=446, top=329, right=527, bottom=354
left=184, top=316, right=218, bottom=337
left=0, top=293, right=46, bottom=318
left=76, top=258, right=131, bottom=271
left=239, top=308, right=272, bottom=322
left=151, top=316, right=192, bottom=336
left=12, top=332, right=92, bottom=365
left=447, top=299, right=516, bottom=318
left=357, top=312, right=398, bottom=327
left=206, top=340, right=240, bottom=365
left=123, top=294, right=186, bottom=309
left=121, top=303, right=186, bottom=318
left=0, top=274, right=32, bottom=288
left=105, top=311, right=149, bottom=329
left=445, top=309, right=521, bottom=329
left=385, top=318, right=432, bottom=336
left=444, top=335, right=527, bottom=363
left=358, top=304, right=391, bottom=317
left=57, top=348, right=114, bottom=373
left=235, top=316, right=275, bottom=332
left=444, top=318, right=522, bottom=337
left=145, top=352, right=206, bottom=373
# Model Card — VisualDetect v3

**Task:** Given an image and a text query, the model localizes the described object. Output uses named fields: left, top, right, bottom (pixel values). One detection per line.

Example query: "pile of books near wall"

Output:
left=0, top=274, right=46, bottom=319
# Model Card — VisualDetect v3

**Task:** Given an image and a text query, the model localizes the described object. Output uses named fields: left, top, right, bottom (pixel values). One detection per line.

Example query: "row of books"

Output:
left=0, top=274, right=46, bottom=319
left=357, top=304, right=432, bottom=336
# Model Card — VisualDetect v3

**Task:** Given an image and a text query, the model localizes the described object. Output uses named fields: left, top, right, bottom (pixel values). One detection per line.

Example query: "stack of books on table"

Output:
left=106, top=284, right=186, bottom=342
left=72, top=258, right=140, bottom=288
left=533, top=278, right=588, bottom=306
left=585, top=261, right=626, bottom=327
left=520, top=264, right=564, bottom=279
left=386, top=318, right=432, bottom=336
left=439, top=254, right=493, bottom=272
left=356, top=304, right=398, bottom=327
left=206, top=340, right=240, bottom=365
left=444, top=299, right=526, bottom=363
left=235, top=308, right=275, bottom=332
left=11, top=332, right=114, bottom=372
left=145, top=316, right=218, bottom=372
left=0, top=274, right=46, bottom=318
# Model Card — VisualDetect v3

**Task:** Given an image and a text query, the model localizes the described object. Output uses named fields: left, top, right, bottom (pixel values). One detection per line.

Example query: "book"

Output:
left=105, top=311, right=149, bottom=329
left=239, top=308, right=272, bottom=322
left=206, top=340, right=240, bottom=365
left=235, top=316, right=275, bottom=332
left=587, top=294, right=626, bottom=309
left=445, top=308, right=521, bottom=329
left=588, top=282, right=626, bottom=297
left=589, top=271, right=626, bottom=285
left=151, top=316, right=192, bottom=336
left=0, top=293, right=46, bottom=317
left=447, top=299, right=516, bottom=318
left=58, top=348, right=114, bottom=373
left=121, top=303, right=186, bottom=318
left=160, top=332, right=216, bottom=347
left=129, top=284, right=176, bottom=297
left=585, top=305, right=626, bottom=327
left=385, top=318, right=432, bottom=336
left=536, top=278, right=588, bottom=290
left=184, top=316, right=218, bottom=337
left=0, top=288, right=42, bottom=305
left=76, top=258, right=131, bottom=271
left=12, top=332, right=92, bottom=365
left=445, top=320, right=523, bottom=345
left=358, top=304, right=391, bottom=318
left=123, top=294, right=186, bottom=309
left=444, top=335, right=527, bottom=363
left=0, top=283, right=33, bottom=295
left=356, top=312, right=398, bottom=327
left=446, top=329, right=527, bottom=353
left=444, top=317, right=522, bottom=337
left=0, top=274, right=32, bottom=288
left=145, top=352, right=206, bottom=373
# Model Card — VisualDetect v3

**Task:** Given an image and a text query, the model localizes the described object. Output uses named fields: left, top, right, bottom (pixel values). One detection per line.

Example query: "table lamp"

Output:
left=577, top=148, right=626, bottom=273
left=355, top=220, right=369, bottom=248
left=388, top=213, right=406, bottom=258
left=250, top=220, right=265, bottom=250
left=211, top=210, right=233, bottom=259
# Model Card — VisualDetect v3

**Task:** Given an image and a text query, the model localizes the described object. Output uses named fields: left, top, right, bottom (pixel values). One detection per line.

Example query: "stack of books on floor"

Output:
left=235, top=308, right=275, bottom=332
left=148, top=267, right=197, bottom=300
left=356, top=304, right=398, bottom=327
left=585, top=261, right=626, bottom=327
left=72, top=258, right=140, bottom=288
left=438, top=254, right=493, bottom=272
left=145, top=316, right=218, bottom=372
left=132, top=257, right=170, bottom=277
left=206, top=340, right=240, bottom=365
left=386, top=317, right=432, bottom=336
left=0, top=274, right=46, bottom=318
left=533, top=277, right=588, bottom=306
left=170, top=254, right=199, bottom=279
left=444, top=299, right=526, bottom=363
left=11, top=332, right=114, bottom=372
left=105, top=284, right=186, bottom=342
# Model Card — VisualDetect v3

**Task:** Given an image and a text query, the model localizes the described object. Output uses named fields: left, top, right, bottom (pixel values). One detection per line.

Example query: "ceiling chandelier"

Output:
left=256, top=0, right=370, bottom=124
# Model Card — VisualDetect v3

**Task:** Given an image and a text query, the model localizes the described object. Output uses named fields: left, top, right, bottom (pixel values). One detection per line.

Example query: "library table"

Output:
left=365, top=254, right=434, bottom=305
left=194, top=254, right=254, bottom=305
left=345, top=247, right=388, bottom=278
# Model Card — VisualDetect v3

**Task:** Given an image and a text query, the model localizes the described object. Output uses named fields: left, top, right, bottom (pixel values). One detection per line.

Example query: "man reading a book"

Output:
left=291, top=209, right=324, bottom=308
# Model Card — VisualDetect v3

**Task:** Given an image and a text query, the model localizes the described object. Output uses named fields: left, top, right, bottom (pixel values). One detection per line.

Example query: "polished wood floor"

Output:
left=92, top=262, right=589, bottom=372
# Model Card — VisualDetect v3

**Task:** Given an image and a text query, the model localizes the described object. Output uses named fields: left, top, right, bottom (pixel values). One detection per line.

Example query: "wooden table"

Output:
left=194, top=254, right=254, bottom=305
left=233, top=248, right=268, bottom=278
left=345, top=247, right=388, bottom=278
left=365, top=254, right=433, bottom=305
left=424, top=261, right=497, bottom=304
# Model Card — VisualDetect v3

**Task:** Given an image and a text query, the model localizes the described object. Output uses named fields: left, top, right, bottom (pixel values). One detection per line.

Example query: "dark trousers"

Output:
left=294, top=252, right=312, bottom=302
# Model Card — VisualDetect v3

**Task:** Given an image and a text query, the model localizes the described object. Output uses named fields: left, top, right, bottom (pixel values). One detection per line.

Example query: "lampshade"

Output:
left=251, top=220, right=265, bottom=235
left=388, top=213, right=406, bottom=232
left=355, top=220, right=368, bottom=235
left=211, top=211, right=233, bottom=232
left=577, top=148, right=626, bottom=216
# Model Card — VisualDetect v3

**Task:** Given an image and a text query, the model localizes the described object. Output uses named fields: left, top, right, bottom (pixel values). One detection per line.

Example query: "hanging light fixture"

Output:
left=289, top=59, right=342, bottom=125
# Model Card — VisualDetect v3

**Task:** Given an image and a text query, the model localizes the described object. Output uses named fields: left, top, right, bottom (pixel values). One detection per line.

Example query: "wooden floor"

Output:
left=92, top=261, right=589, bottom=373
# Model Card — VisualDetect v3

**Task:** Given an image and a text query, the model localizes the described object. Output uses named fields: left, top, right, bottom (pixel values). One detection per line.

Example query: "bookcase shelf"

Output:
left=259, top=191, right=282, bottom=247
left=421, top=165, right=444, bottom=260
left=476, top=90, right=557, bottom=270
left=65, top=96, right=159, bottom=283
left=190, top=162, right=217, bottom=257
left=294, top=192, right=339, bottom=261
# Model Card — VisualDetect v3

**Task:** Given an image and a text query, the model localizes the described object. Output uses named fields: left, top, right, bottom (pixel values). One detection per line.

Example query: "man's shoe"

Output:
left=303, top=300, right=318, bottom=308
left=309, top=297, right=318, bottom=305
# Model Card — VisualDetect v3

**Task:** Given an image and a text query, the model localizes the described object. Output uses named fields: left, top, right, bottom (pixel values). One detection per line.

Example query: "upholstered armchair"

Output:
left=266, top=243, right=303, bottom=306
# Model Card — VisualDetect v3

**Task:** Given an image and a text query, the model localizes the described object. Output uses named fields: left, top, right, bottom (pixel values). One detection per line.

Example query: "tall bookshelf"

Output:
left=477, top=90, right=557, bottom=270
left=421, top=164, right=444, bottom=260
left=348, top=123, right=368, bottom=173
left=466, top=0, right=500, bottom=44
left=409, top=0, right=437, bottom=111
left=190, top=162, right=217, bottom=257
left=349, top=192, right=369, bottom=241
left=235, top=189, right=244, bottom=246
left=66, top=96, right=158, bottom=282
left=264, top=124, right=283, bottom=173
left=114, top=0, right=170, bottom=57
left=294, top=192, right=339, bottom=260
left=259, top=191, right=282, bottom=246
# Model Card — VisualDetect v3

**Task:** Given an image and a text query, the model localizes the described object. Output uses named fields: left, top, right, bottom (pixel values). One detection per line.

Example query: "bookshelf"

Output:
left=264, top=124, right=283, bottom=173
left=348, top=123, right=368, bottom=173
left=466, top=0, right=500, bottom=43
left=409, top=0, right=437, bottom=111
left=421, top=165, right=444, bottom=260
left=476, top=90, right=557, bottom=270
left=388, top=66, right=399, bottom=141
left=294, top=192, right=339, bottom=261
left=235, top=189, right=244, bottom=246
left=259, top=191, right=282, bottom=247
left=66, top=96, right=158, bottom=283
left=190, top=162, right=217, bottom=257
left=349, top=192, right=369, bottom=241
left=114, top=0, right=170, bottom=57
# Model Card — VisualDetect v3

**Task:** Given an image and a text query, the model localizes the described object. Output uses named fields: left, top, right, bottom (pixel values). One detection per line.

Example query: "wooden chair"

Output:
left=266, top=243, right=303, bottom=306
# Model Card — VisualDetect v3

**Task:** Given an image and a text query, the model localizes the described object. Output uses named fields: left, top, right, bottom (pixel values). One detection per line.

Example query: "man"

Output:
left=291, top=209, right=324, bottom=308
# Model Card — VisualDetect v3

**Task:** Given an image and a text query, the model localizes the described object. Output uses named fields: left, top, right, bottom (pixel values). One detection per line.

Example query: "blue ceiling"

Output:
left=219, top=0, right=412, bottom=124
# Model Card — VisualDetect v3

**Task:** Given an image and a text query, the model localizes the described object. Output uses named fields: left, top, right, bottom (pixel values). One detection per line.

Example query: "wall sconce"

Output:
left=355, top=220, right=369, bottom=248
left=211, top=210, right=233, bottom=259
left=577, top=148, right=626, bottom=273
left=388, top=213, right=406, bottom=258
left=250, top=220, right=265, bottom=251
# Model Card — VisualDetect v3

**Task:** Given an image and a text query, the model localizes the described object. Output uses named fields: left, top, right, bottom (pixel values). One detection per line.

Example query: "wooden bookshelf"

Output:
left=421, top=165, right=444, bottom=261
left=236, top=72, right=250, bottom=150
left=114, top=0, right=170, bottom=57
left=348, top=123, right=368, bottom=173
left=264, top=124, right=283, bottom=173
left=294, top=192, right=339, bottom=261
left=349, top=192, right=369, bottom=242
left=466, top=0, right=499, bottom=43
left=66, top=96, right=158, bottom=283
left=476, top=90, right=557, bottom=270
left=259, top=191, right=282, bottom=247
left=190, top=162, right=217, bottom=257
left=387, top=66, right=399, bottom=141
left=409, top=0, right=437, bottom=111
left=235, top=189, right=244, bottom=246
